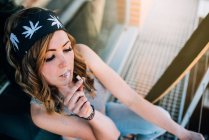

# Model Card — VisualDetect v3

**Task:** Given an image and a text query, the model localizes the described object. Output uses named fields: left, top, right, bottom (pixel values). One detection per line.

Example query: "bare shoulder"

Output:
left=75, top=44, right=104, bottom=69
left=75, top=43, right=89, bottom=51
left=30, top=103, right=46, bottom=120
left=30, top=103, right=48, bottom=128
left=75, top=44, right=95, bottom=58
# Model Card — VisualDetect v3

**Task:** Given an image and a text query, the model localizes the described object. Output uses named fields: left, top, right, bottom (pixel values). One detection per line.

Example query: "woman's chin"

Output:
left=52, top=79, right=69, bottom=88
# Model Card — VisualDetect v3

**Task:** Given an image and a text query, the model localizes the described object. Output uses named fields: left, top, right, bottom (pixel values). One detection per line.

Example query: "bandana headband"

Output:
left=9, top=8, right=66, bottom=61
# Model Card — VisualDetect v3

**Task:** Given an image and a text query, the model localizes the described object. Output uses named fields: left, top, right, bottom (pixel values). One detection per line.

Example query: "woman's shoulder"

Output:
left=75, top=44, right=103, bottom=68
left=75, top=44, right=97, bottom=66
left=75, top=44, right=93, bottom=56
left=30, top=98, right=45, bottom=115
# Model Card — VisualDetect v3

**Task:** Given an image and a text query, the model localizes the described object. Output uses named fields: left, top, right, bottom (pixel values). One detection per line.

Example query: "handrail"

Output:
left=145, top=13, right=209, bottom=104
left=181, top=64, right=209, bottom=127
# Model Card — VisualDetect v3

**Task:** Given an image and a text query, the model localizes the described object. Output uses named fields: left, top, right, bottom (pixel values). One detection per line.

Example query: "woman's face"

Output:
left=41, top=30, right=74, bottom=88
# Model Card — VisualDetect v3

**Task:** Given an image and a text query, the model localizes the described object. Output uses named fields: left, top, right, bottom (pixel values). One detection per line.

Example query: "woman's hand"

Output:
left=63, top=75, right=120, bottom=139
left=63, top=76, right=92, bottom=118
left=180, top=130, right=204, bottom=140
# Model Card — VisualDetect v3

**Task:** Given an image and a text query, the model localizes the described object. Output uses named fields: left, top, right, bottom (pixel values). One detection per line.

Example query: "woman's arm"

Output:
left=77, top=44, right=204, bottom=140
left=31, top=103, right=96, bottom=140
left=89, top=110, right=120, bottom=140
left=31, top=103, right=120, bottom=140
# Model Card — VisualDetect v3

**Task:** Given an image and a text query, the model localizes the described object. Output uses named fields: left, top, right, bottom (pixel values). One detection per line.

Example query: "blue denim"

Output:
left=106, top=102, right=167, bottom=140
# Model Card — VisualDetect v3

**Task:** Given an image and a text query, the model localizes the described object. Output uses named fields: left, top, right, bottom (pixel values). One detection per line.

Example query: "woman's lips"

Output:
left=60, top=70, right=70, bottom=78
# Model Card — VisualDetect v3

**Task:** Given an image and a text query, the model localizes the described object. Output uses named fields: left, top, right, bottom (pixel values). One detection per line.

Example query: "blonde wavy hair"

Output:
left=4, top=8, right=96, bottom=113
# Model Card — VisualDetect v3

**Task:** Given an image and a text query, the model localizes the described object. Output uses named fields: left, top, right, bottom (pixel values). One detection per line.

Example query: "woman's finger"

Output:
left=72, top=96, right=88, bottom=114
left=66, top=91, right=85, bottom=111
left=64, top=78, right=83, bottom=105
left=79, top=101, right=91, bottom=118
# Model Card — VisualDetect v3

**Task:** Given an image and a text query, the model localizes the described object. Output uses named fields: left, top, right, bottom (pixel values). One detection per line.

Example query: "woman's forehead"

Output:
left=48, top=30, right=71, bottom=49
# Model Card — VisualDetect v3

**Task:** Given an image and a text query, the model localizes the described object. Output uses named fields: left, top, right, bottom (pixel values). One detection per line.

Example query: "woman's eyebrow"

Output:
left=47, top=41, right=71, bottom=51
left=63, top=40, right=70, bottom=47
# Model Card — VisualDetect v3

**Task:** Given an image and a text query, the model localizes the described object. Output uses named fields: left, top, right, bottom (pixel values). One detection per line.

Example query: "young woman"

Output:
left=4, top=7, right=204, bottom=140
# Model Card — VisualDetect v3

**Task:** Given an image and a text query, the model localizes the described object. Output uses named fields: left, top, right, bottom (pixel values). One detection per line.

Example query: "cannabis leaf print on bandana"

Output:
left=10, top=33, right=19, bottom=51
left=22, top=21, right=42, bottom=39
left=47, top=15, right=63, bottom=28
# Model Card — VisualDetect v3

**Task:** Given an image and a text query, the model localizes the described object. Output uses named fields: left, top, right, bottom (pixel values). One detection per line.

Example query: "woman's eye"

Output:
left=45, top=55, right=55, bottom=62
left=64, top=47, right=72, bottom=52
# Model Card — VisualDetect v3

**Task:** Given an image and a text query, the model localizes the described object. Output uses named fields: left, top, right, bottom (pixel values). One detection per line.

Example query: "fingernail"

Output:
left=76, top=75, right=82, bottom=81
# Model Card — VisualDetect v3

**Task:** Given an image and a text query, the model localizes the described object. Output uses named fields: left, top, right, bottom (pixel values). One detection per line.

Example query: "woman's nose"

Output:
left=58, top=55, right=67, bottom=68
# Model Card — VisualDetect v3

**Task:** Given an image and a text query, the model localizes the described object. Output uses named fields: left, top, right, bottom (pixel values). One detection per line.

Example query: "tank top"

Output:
left=30, top=78, right=111, bottom=114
